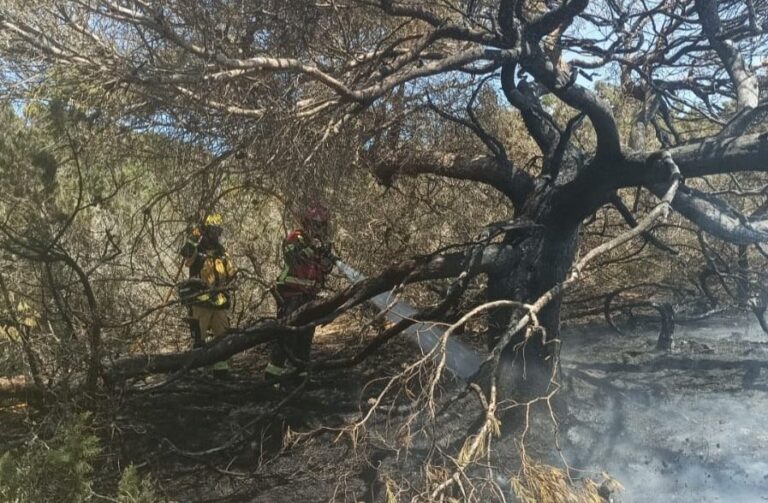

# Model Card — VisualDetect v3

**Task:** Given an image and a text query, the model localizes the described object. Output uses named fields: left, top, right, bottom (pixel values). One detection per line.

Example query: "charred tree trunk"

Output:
left=736, top=245, right=750, bottom=307
left=489, top=231, right=578, bottom=401
left=655, top=303, right=675, bottom=351
left=487, top=190, right=580, bottom=401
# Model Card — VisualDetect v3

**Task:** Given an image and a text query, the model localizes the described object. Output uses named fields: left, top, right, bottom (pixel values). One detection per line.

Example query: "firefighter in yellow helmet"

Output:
left=178, top=213, right=236, bottom=377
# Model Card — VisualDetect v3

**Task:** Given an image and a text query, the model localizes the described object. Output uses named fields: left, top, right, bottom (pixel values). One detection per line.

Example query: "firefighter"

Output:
left=179, top=213, right=236, bottom=377
left=265, top=203, right=335, bottom=380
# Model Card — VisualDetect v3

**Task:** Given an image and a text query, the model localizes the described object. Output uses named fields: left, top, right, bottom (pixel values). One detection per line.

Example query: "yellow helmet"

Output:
left=204, top=213, right=223, bottom=226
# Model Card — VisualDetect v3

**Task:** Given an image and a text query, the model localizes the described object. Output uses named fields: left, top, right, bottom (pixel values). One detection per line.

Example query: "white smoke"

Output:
left=337, top=260, right=768, bottom=501
left=563, top=317, right=768, bottom=502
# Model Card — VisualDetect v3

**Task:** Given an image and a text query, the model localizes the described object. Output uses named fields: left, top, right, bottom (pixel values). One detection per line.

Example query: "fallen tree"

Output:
left=105, top=240, right=521, bottom=381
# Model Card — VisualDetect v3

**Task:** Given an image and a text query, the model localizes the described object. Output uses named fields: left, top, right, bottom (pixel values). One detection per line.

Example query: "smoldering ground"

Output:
left=562, top=316, right=768, bottom=502
left=103, top=304, right=768, bottom=502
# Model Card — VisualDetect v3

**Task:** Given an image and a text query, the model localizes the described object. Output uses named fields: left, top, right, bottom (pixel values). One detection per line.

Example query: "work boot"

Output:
left=186, top=317, right=204, bottom=348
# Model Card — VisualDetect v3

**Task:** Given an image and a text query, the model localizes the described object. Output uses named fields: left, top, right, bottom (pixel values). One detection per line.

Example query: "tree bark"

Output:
left=737, top=245, right=750, bottom=307
left=486, top=193, right=580, bottom=401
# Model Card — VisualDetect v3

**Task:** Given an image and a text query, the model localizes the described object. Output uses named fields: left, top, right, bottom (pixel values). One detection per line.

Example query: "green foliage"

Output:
left=0, top=413, right=164, bottom=503
left=117, top=464, right=163, bottom=503
left=0, top=413, right=100, bottom=503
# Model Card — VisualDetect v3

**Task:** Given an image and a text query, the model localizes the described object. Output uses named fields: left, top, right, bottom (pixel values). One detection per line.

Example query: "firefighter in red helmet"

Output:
left=265, top=203, right=335, bottom=380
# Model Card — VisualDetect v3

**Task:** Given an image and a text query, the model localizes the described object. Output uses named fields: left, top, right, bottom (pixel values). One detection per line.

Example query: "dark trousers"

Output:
left=270, top=292, right=316, bottom=370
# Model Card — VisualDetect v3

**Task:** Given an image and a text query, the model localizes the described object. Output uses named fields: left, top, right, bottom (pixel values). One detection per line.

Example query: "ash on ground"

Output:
left=562, top=316, right=768, bottom=502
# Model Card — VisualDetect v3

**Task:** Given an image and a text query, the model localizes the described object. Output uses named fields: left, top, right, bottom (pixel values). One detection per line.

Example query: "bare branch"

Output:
left=695, top=0, right=759, bottom=110
left=665, top=185, right=768, bottom=245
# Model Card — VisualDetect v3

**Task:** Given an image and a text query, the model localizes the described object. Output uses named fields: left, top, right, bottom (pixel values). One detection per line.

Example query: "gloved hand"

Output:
left=180, top=239, right=198, bottom=259
left=180, top=226, right=203, bottom=259
left=322, top=243, right=338, bottom=261
left=310, top=239, right=331, bottom=254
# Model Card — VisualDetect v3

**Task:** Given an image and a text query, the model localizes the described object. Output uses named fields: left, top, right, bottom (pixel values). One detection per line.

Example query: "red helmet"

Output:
left=302, top=203, right=330, bottom=225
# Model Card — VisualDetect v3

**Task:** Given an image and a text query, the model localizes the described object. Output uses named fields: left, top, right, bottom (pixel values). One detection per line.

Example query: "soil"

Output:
left=109, top=320, right=423, bottom=502
left=74, top=314, right=768, bottom=501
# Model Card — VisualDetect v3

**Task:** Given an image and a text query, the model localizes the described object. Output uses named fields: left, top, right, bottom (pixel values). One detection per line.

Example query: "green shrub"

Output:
left=0, top=413, right=100, bottom=503
left=117, top=464, right=162, bottom=503
left=0, top=413, right=164, bottom=503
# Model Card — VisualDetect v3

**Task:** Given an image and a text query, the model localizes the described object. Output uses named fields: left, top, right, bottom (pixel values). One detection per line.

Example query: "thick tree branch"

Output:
left=106, top=243, right=520, bottom=381
left=376, top=0, right=501, bottom=45
left=527, top=0, right=588, bottom=41
left=500, top=63, right=561, bottom=156
left=626, top=132, right=768, bottom=186
left=661, top=185, right=768, bottom=245
left=553, top=132, right=768, bottom=225
left=521, top=42, right=622, bottom=161
left=372, top=151, right=533, bottom=207
left=718, top=103, right=768, bottom=138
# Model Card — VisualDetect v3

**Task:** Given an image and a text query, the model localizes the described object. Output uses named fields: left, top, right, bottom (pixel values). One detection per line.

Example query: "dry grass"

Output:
left=512, top=456, right=623, bottom=503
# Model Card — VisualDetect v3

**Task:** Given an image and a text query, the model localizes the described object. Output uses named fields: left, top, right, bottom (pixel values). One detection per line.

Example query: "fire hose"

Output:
left=334, top=259, right=482, bottom=380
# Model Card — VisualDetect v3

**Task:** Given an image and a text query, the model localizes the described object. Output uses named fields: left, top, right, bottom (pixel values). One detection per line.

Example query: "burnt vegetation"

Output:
left=2, top=0, right=768, bottom=501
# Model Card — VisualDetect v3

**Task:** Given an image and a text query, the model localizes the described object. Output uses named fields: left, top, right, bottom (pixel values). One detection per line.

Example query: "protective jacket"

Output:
left=276, top=229, right=333, bottom=296
left=180, top=237, right=236, bottom=309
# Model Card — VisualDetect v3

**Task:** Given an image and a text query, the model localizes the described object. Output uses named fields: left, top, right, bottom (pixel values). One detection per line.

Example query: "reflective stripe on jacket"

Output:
left=180, top=239, right=236, bottom=308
